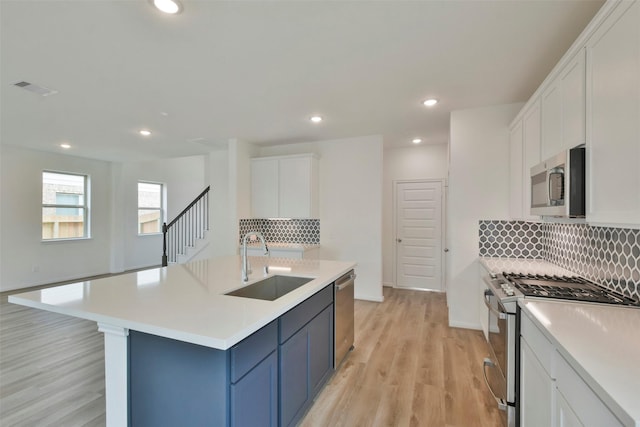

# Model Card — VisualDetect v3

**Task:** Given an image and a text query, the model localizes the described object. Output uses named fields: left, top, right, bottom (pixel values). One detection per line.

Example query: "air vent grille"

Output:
left=13, top=81, right=58, bottom=96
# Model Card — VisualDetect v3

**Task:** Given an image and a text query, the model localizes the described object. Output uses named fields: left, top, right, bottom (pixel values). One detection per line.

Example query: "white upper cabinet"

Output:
left=509, top=120, right=524, bottom=219
left=251, top=154, right=319, bottom=219
left=585, top=0, right=640, bottom=227
left=522, top=100, right=542, bottom=220
left=251, top=158, right=279, bottom=218
left=509, top=100, right=542, bottom=220
left=541, top=49, right=586, bottom=160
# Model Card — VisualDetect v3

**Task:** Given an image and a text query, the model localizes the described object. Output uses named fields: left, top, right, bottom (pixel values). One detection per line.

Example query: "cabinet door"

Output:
left=308, top=305, right=333, bottom=397
left=560, top=49, right=586, bottom=150
left=279, top=303, right=334, bottom=427
left=509, top=120, right=524, bottom=219
left=541, top=82, right=562, bottom=160
left=586, top=0, right=640, bottom=226
left=522, top=100, right=541, bottom=219
left=280, top=328, right=310, bottom=427
left=251, top=159, right=279, bottom=218
left=279, top=156, right=316, bottom=218
left=520, top=339, right=555, bottom=427
left=230, top=351, right=278, bottom=427
left=556, top=392, right=584, bottom=427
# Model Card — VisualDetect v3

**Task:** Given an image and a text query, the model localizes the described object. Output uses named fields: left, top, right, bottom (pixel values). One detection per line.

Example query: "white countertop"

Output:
left=9, top=256, right=355, bottom=350
left=519, top=299, right=640, bottom=426
left=480, top=257, right=578, bottom=277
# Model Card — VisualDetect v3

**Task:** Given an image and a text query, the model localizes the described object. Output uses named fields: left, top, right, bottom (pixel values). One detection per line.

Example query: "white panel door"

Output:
left=395, top=181, right=443, bottom=291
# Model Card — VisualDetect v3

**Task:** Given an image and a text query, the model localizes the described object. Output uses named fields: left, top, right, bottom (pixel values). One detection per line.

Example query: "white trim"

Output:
left=355, top=294, right=385, bottom=303
left=448, top=320, right=482, bottom=330
left=98, top=323, right=129, bottom=427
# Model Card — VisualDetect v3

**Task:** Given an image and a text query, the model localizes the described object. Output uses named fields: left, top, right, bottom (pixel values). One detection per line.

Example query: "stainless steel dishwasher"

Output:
left=334, top=270, right=355, bottom=368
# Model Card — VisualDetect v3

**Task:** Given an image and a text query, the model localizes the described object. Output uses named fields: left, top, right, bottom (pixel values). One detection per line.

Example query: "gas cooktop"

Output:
left=502, top=272, right=640, bottom=307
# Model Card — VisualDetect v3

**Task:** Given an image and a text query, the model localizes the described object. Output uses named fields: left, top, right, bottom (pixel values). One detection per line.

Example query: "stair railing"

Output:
left=162, top=186, right=210, bottom=266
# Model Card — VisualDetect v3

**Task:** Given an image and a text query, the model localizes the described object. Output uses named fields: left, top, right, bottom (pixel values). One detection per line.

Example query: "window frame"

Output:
left=42, top=170, right=90, bottom=241
left=137, top=181, right=165, bottom=236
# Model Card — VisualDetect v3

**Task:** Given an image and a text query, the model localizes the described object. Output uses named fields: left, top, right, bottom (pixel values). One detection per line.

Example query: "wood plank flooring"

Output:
left=0, top=291, right=105, bottom=426
left=300, top=288, right=504, bottom=427
left=0, top=286, right=502, bottom=426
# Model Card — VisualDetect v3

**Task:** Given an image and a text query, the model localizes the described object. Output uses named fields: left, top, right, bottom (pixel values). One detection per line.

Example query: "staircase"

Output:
left=162, top=186, right=210, bottom=266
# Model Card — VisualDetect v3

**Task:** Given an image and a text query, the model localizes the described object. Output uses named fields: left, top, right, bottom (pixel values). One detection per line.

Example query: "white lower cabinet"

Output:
left=521, top=310, right=624, bottom=427
left=556, top=391, right=583, bottom=427
left=555, top=353, right=623, bottom=427
left=520, top=339, right=555, bottom=427
left=520, top=312, right=555, bottom=427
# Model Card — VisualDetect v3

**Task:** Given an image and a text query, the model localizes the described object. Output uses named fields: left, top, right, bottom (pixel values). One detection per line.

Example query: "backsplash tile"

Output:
left=239, top=219, right=320, bottom=244
left=479, top=220, right=640, bottom=301
left=478, top=220, right=543, bottom=258
left=544, top=224, right=640, bottom=301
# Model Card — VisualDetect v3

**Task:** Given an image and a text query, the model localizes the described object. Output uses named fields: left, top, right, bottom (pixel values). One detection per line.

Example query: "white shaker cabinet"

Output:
left=509, top=100, right=542, bottom=220
left=509, top=120, right=524, bottom=219
left=541, top=49, right=586, bottom=160
left=520, top=311, right=555, bottom=427
left=522, top=100, right=542, bottom=219
left=555, top=353, right=623, bottom=427
left=251, top=154, right=319, bottom=219
left=585, top=0, right=640, bottom=227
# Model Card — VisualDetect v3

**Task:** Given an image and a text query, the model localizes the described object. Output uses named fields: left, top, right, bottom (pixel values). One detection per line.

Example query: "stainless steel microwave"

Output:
left=530, top=147, right=585, bottom=217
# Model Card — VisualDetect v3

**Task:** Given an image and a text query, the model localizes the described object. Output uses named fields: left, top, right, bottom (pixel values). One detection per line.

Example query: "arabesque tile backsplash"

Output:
left=479, top=220, right=640, bottom=301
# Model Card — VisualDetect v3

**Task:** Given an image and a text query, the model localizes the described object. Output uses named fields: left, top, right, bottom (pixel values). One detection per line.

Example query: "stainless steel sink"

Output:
left=225, top=275, right=314, bottom=301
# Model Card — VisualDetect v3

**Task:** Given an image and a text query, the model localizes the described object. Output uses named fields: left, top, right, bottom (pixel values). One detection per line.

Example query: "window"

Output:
left=138, top=182, right=163, bottom=235
left=42, top=171, right=89, bottom=240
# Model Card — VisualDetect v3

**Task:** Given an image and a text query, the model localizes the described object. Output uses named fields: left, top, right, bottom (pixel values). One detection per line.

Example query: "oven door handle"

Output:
left=483, top=358, right=508, bottom=412
left=484, top=289, right=507, bottom=320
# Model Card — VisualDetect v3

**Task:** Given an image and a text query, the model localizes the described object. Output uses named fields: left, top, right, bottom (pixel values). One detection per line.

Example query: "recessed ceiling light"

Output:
left=60, top=143, right=71, bottom=149
left=139, top=129, right=152, bottom=136
left=412, top=138, right=422, bottom=144
left=423, top=99, right=438, bottom=107
left=152, top=0, right=182, bottom=14
left=310, top=115, right=323, bottom=123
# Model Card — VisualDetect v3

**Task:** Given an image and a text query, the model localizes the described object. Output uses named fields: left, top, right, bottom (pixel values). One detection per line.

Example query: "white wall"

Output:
left=1, top=145, right=113, bottom=291
left=382, top=144, right=449, bottom=286
left=117, top=155, right=207, bottom=271
left=0, top=145, right=207, bottom=291
left=259, top=135, right=384, bottom=302
left=447, top=103, right=522, bottom=329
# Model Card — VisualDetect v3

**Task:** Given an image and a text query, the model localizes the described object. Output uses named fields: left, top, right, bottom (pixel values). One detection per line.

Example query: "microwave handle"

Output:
left=483, top=286, right=507, bottom=320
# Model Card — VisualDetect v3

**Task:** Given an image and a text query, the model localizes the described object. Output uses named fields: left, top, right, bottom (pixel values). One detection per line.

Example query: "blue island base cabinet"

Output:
left=128, top=284, right=335, bottom=427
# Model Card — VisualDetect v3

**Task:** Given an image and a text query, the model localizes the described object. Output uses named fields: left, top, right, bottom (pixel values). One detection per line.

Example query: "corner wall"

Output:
left=447, top=103, right=523, bottom=329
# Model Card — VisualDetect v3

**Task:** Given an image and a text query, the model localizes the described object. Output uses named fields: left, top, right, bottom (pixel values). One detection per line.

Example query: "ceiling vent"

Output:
left=13, top=81, right=58, bottom=97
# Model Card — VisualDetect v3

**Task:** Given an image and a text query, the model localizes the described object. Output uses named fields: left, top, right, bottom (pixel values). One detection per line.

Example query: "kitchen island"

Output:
left=9, top=255, right=356, bottom=427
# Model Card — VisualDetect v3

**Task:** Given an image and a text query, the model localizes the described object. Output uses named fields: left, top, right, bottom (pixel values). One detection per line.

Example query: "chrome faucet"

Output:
left=241, top=231, right=269, bottom=282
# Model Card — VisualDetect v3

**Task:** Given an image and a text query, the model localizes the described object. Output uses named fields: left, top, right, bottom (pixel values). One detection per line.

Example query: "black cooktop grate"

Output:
left=502, top=272, right=640, bottom=307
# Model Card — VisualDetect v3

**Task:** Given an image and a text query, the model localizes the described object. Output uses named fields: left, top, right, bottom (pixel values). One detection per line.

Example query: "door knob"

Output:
left=397, top=238, right=402, bottom=243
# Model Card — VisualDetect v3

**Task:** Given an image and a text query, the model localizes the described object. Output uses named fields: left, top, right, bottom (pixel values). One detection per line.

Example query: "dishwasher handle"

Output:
left=335, top=272, right=356, bottom=291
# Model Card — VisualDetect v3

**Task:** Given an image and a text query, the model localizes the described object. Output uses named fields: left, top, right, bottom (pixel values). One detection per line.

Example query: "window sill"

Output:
left=41, top=237, right=92, bottom=243
left=138, top=233, right=162, bottom=237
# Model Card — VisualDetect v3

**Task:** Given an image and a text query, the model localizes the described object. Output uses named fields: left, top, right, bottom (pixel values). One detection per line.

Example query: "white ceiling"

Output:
left=1, top=0, right=604, bottom=162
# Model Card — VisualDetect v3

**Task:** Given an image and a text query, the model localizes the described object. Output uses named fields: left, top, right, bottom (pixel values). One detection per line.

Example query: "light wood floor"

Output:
left=301, top=288, right=503, bottom=427
left=0, top=287, right=502, bottom=426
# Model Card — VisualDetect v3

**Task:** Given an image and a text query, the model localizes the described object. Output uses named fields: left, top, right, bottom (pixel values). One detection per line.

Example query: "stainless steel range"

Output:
left=481, top=271, right=640, bottom=427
